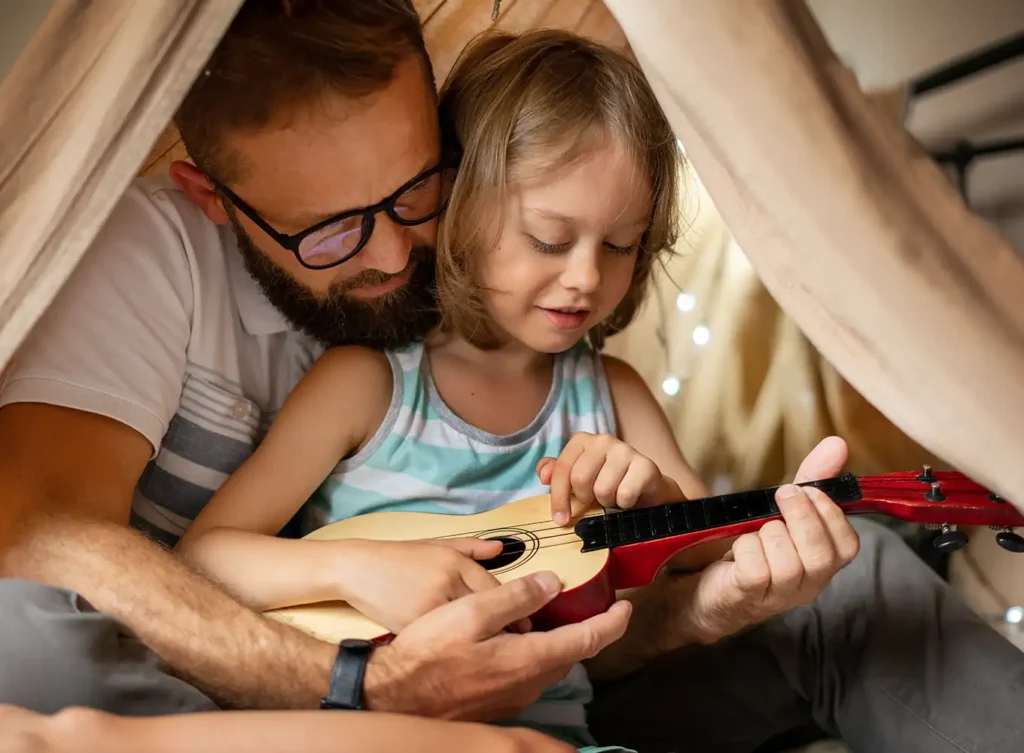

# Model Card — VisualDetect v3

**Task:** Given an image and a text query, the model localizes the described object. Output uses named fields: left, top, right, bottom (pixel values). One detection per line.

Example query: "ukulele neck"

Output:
left=574, top=473, right=863, bottom=552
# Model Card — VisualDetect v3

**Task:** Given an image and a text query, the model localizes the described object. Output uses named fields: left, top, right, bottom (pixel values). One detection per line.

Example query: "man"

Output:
left=0, top=2, right=1020, bottom=752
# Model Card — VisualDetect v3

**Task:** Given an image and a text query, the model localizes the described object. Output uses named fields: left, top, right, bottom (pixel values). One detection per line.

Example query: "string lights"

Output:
left=657, top=285, right=711, bottom=396
left=692, top=324, right=711, bottom=347
left=654, top=145, right=709, bottom=398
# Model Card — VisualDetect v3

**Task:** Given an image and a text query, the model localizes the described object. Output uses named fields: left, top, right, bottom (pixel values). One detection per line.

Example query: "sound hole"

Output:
left=478, top=536, right=526, bottom=570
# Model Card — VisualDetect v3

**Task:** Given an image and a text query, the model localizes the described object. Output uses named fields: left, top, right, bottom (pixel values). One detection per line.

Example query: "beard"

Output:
left=229, top=217, right=440, bottom=350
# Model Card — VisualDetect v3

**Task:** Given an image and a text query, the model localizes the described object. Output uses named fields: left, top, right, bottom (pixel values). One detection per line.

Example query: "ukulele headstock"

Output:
left=856, top=466, right=1024, bottom=554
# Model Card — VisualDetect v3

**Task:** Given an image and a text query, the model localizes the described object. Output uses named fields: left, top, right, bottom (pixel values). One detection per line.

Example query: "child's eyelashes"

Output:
left=526, top=235, right=639, bottom=256
left=528, top=235, right=571, bottom=254
left=604, top=241, right=638, bottom=255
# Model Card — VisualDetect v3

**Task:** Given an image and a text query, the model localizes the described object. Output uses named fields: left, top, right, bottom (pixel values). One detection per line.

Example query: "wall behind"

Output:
left=808, top=0, right=1024, bottom=250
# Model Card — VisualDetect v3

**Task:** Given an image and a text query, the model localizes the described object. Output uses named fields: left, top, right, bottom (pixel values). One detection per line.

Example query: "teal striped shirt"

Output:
left=305, top=341, right=632, bottom=752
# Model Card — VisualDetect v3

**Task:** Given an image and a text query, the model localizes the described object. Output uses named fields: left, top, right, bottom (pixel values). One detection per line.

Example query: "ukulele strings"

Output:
left=533, top=537, right=590, bottom=551
left=426, top=511, right=609, bottom=541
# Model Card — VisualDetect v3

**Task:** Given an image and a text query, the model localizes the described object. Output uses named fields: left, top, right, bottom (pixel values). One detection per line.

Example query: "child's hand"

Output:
left=337, top=538, right=520, bottom=634
left=537, top=432, right=684, bottom=525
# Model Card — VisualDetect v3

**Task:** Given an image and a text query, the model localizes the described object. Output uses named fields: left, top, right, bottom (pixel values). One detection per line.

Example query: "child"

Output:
left=179, top=29, right=708, bottom=751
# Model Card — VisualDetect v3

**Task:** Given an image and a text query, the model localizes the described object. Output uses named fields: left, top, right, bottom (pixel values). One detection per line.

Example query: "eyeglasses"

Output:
left=210, top=160, right=457, bottom=270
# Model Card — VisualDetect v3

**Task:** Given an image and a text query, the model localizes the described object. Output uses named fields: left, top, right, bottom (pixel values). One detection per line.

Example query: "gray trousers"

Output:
left=0, top=583, right=217, bottom=715
left=588, top=520, right=1024, bottom=752
left=2, top=520, right=1022, bottom=751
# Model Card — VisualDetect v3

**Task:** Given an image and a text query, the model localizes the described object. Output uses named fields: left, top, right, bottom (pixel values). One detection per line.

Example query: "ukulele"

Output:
left=265, top=467, right=1024, bottom=644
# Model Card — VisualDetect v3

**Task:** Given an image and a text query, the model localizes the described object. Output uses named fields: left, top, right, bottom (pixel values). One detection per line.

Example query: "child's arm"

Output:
left=176, top=346, right=391, bottom=610
left=177, top=347, right=503, bottom=626
left=601, top=355, right=733, bottom=571
left=601, top=355, right=709, bottom=500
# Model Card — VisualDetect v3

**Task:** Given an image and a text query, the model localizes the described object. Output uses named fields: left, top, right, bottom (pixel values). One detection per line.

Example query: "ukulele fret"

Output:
left=704, top=496, right=728, bottom=527
left=574, top=473, right=863, bottom=552
left=689, top=499, right=708, bottom=528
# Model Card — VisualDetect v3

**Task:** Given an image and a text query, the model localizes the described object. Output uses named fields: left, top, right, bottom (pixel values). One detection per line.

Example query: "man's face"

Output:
left=219, top=55, right=442, bottom=348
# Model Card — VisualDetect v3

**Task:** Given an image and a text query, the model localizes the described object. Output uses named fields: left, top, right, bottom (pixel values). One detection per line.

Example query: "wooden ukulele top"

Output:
left=266, top=493, right=609, bottom=643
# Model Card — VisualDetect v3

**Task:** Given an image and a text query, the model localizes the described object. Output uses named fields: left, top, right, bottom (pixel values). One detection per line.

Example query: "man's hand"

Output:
left=336, top=538, right=505, bottom=634
left=538, top=432, right=683, bottom=525
left=364, top=570, right=632, bottom=721
left=684, top=436, right=860, bottom=643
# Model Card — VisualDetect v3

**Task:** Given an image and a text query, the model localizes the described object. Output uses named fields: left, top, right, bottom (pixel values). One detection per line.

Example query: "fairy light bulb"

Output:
left=661, top=375, right=681, bottom=396
left=676, top=291, right=696, bottom=313
left=1008, top=606, right=1024, bottom=625
left=692, top=324, right=711, bottom=346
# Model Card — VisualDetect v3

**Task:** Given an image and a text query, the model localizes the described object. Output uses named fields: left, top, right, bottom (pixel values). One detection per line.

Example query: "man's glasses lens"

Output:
left=297, top=166, right=456, bottom=269
left=298, top=216, right=367, bottom=269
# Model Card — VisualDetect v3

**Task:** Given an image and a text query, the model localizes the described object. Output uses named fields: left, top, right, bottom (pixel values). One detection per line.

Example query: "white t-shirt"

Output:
left=0, top=177, right=322, bottom=545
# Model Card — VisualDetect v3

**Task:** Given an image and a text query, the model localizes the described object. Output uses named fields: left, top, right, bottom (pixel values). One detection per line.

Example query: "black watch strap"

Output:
left=320, top=638, right=374, bottom=710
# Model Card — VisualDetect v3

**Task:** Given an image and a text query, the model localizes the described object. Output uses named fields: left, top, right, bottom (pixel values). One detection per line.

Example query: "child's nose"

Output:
left=562, top=248, right=601, bottom=294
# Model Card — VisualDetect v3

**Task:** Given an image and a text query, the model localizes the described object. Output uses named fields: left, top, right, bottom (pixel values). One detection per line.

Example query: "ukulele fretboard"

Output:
left=574, top=473, right=863, bottom=552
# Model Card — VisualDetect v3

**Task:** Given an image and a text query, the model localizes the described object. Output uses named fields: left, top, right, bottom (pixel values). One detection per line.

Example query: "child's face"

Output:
left=479, top=140, right=650, bottom=354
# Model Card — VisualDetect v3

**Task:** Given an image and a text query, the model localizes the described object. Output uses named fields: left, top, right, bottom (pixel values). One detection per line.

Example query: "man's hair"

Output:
left=174, top=0, right=430, bottom=183
left=435, top=30, right=683, bottom=350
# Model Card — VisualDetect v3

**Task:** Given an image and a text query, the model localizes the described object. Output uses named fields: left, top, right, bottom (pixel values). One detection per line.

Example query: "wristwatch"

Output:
left=320, top=638, right=374, bottom=710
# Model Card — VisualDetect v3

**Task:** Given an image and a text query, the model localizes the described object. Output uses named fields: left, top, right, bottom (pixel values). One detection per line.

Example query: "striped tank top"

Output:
left=306, top=341, right=629, bottom=752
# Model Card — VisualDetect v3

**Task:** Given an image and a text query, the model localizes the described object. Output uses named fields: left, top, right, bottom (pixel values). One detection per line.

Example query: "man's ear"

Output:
left=169, top=160, right=229, bottom=225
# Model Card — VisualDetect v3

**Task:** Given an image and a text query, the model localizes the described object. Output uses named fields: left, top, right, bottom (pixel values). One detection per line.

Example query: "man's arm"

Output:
left=0, top=402, right=338, bottom=709
left=0, top=705, right=575, bottom=753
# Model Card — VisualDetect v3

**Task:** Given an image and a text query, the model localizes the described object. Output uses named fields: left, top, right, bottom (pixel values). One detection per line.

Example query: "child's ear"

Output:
left=169, top=160, right=229, bottom=225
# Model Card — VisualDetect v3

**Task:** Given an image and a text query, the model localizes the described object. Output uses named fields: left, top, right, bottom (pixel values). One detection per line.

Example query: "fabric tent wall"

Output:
left=0, top=0, right=243, bottom=373
left=604, top=0, right=1024, bottom=506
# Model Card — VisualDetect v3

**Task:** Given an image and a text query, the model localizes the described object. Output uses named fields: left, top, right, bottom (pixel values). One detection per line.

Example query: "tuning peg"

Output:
left=925, top=481, right=946, bottom=502
left=916, top=464, right=937, bottom=484
left=995, top=528, right=1024, bottom=553
left=932, top=524, right=968, bottom=553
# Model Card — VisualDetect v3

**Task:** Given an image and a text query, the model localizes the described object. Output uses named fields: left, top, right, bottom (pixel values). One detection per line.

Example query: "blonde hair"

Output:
left=436, top=29, right=682, bottom=349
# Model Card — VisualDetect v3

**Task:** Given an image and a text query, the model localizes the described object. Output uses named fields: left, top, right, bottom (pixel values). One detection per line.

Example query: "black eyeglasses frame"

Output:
left=209, top=158, right=457, bottom=270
